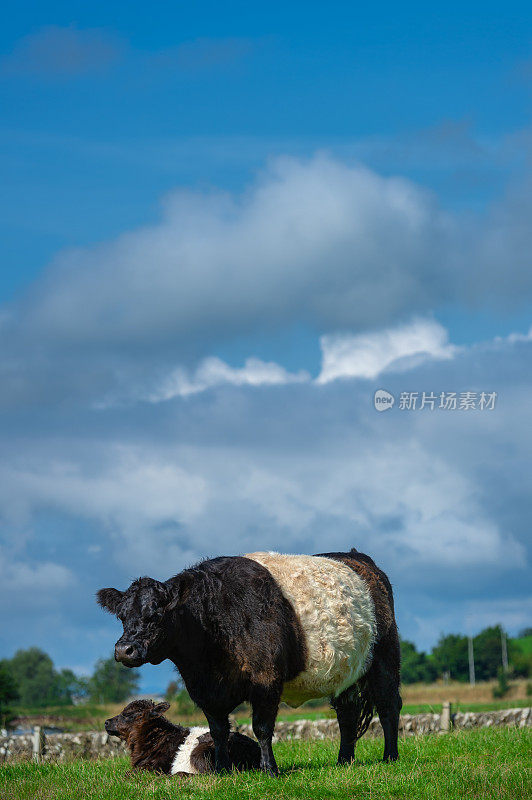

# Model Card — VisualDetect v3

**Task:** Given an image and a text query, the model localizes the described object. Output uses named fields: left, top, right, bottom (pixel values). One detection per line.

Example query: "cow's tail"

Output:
left=352, top=675, right=375, bottom=741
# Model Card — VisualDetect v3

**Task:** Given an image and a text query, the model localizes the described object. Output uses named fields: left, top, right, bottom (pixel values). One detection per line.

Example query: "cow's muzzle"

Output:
left=104, top=718, right=120, bottom=736
left=114, top=641, right=145, bottom=667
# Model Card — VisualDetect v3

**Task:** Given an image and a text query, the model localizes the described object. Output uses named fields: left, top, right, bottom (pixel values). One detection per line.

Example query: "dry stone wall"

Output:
left=0, top=731, right=127, bottom=763
left=238, top=706, right=531, bottom=741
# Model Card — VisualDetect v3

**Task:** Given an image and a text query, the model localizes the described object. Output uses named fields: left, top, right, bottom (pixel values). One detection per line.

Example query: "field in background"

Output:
left=402, top=677, right=530, bottom=706
left=11, top=678, right=531, bottom=732
left=2, top=727, right=530, bottom=800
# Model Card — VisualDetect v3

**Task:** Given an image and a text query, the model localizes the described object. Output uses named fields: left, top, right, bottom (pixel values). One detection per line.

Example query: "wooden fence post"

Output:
left=32, top=726, right=45, bottom=762
left=440, top=701, right=452, bottom=732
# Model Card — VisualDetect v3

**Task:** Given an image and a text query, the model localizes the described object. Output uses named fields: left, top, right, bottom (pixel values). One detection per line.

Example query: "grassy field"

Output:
left=2, top=727, right=530, bottom=800
left=401, top=677, right=530, bottom=707
left=11, top=678, right=531, bottom=731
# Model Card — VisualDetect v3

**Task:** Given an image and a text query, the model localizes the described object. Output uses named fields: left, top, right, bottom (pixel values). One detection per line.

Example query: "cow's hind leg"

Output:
left=250, top=685, right=281, bottom=776
left=331, top=688, right=358, bottom=765
left=367, top=647, right=402, bottom=762
left=331, top=680, right=374, bottom=765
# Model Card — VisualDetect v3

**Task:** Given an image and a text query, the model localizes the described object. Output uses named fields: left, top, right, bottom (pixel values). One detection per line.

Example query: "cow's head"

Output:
left=97, top=574, right=192, bottom=667
left=104, top=699, right=170, bottom=739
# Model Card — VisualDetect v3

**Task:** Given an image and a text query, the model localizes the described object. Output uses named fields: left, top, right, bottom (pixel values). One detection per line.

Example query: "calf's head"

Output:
left=97, top=574, right=192, bottom=667
left=105, top=699, right=170, bottom=739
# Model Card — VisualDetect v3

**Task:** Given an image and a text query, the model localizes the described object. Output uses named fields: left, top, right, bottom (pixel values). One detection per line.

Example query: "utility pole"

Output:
left=501, top=626, right=509, bottom=672
left=468, top=636, right=475, bottom=686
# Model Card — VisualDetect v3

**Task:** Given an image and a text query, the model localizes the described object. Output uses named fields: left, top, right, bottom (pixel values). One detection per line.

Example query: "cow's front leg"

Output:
left=250, top=686, right=281, bottom=776
left=204, top=712, right=231, bottom=773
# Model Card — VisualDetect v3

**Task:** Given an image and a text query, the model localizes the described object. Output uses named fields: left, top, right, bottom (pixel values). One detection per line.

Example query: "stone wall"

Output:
left=0, top=731, right=127, bottom=763
left=1, top=707, right=530, bottom=763
left=238, top=706, right=531, bottom=741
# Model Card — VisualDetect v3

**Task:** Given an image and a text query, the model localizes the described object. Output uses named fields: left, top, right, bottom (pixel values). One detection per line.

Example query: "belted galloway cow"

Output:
left=97, top=548, right=401, bottom=775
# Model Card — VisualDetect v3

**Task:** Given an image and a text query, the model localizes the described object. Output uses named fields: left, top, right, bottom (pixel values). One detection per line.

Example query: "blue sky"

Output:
left=1, top=2, right=531, bottom=692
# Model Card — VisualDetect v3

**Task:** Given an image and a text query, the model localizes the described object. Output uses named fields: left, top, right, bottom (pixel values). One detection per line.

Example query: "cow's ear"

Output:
left=165, top=572, right=194, bottom=610
left=151, top=701, right=170, bottom=716
left=96, top=587, right=124, bottom=614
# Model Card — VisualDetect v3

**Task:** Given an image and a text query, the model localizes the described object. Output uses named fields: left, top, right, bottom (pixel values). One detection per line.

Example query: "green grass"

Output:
left=1, top=727, right=530, bottom=800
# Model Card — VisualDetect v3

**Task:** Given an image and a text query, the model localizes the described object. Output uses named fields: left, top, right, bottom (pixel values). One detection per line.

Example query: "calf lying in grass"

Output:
left=104, top=700, right=261, bottom=776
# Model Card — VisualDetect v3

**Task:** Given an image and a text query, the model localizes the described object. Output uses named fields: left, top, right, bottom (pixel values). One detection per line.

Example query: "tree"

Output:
left=430, top=634, right=469, bottom=681
left=429, top=626, right=526, bottom=683
left=8, top=648, right=61, bottom=707
left=511, top=651, right=531, bottom=678
left=510, top=632, right=532, bottom=678
left=473, top=626, right=509, bottom=682
left=0, top=660, right=19, bottom=726
left=4, top=648, right=90, bottom=708
left=56, top=669, right=89, bottom=704
left=165, top=680, right=179, bottom=701
left=400, top=640, right=437, bottom=684
left=164, top=678, right=195, bottom=715
left=88, top=655, right=140, bottom=704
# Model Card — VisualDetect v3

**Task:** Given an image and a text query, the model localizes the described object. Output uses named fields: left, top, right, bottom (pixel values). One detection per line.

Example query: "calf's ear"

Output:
left=152, top=701, right=171, bottom=716
left=96, top=587, right=124, bottom=614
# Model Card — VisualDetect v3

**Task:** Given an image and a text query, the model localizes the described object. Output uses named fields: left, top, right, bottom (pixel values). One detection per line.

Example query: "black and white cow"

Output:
left=97, top=548, right=401, bottom=776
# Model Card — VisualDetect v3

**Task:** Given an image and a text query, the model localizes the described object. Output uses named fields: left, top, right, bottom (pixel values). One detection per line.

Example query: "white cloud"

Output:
left=0, top=393, right=525, bottom=576
left=410, top=595, right=532, bottom=648
left=463, top=597, right=532, bottom=636
left=10, top=155, right=452, bottom=352
left=0, top=548, right=74, bottom=595
left=237, top=442, right=524, bottom=569
left=115, top=317, right=453, bottom=404
left=147, top=356, right=309, bottom=401
left=0, top=452, right=206, bottom=528
left=0, top=449, right=208, bottom=573
left=317, top=317, right=456, bottom=383
left=500, top=325, right=532, bottom=344
left=2, top=154, right=532, bottom=410
left=1, top=322, right=529, bottom=578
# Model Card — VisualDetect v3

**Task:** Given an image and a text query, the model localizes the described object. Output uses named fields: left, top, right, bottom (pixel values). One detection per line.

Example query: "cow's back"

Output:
left=245, top=552, right=376, bottom=707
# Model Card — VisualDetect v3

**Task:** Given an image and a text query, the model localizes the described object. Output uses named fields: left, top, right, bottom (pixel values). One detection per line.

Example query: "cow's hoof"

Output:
left=261, top=763, right=279, bottom=777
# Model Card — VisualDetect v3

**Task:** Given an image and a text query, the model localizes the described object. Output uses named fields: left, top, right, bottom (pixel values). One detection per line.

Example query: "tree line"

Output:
left=401, top=626, right=531, bottom=684
left=0, top=648, right=139, bottom=725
